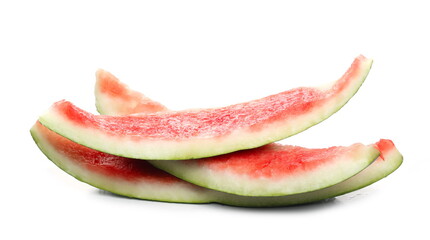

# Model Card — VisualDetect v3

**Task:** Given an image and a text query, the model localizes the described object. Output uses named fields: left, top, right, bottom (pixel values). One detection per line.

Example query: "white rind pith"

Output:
left=95, top=93, right=131, bottom=116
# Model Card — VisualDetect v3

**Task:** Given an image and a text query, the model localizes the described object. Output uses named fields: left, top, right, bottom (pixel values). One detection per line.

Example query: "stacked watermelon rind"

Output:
left=31, top=55, right=403, bottom=207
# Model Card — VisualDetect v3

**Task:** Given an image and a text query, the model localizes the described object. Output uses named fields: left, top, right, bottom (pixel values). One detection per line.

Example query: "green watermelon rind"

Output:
left=38, top=56, right=373, bottom=160
left=149, top=144, right=380, bottom=196
left=31, top=123, right=402, bottom=206
left=30, top=123, right=215, bottom=204
left=214, top=145, right=403, bottom=207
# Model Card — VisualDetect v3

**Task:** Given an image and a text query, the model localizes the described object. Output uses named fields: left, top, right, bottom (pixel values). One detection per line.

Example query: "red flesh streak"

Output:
left=35, top=122, right=179, bottom=183
left=193, top=143, right=359, bottom=178
left=97, top=70, right=131, bottom=100
left=374, top=139, right=395, bottom=161
left=197, top=139, right=394, bottom=179
left=329, top=55, right=364, bottom=95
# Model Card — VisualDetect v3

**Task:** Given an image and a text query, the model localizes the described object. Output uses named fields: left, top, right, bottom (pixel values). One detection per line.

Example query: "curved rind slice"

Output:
left=31, top=122, right=402, bottom=206
left=149, top=143, right=379, bottom=196
left=31, top=122, right=214, bottom=203
left=38, top=55, right=373, bottom=160
left=95, top=69, right=168, bottom=115
left=217, top=139, right=402, bottom=206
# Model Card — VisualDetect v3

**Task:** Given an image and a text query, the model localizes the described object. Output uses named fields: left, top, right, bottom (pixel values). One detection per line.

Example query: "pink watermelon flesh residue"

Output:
left=54, top=56, right=364, bottom=140
left=97, top=70, right=132, bottom=100
left=374, top=139, right=395, bottom=161
left=194, top=143, right=359, bottom=179
left=37, top=117, right=396, bottom=186
left=56, top=89, right=329, bottom=140
left=327, top=55, right=364, bottom=95
left=97, top=70, right=168, bottom=113
left=55, top=86, right=338, bottom=140
left=36, top=122, right=179, bottom=184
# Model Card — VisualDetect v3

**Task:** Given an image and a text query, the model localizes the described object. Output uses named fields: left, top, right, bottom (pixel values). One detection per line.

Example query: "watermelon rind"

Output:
left=31, top=122, right=215, bottom=203
left=95, top=66, right=400, bottom=198
left=38, top=56, right=373, bottom=160
left=149, top=144, right=380, bottom=196
left=31, top=122, right=402, bottom=206
left=214, top=141, right=403, bottom=207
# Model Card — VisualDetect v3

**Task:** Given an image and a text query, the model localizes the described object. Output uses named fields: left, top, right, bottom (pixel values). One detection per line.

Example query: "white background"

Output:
left=1, top=0, right=429, bottom=239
